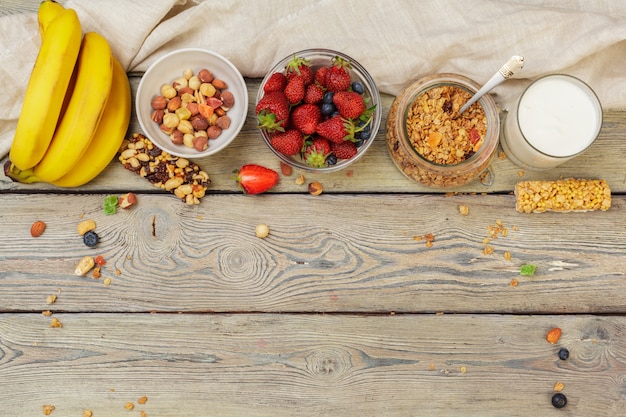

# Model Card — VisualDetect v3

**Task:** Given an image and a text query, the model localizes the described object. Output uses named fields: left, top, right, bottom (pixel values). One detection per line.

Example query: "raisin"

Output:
left=443, top=100, right=453, bottom=113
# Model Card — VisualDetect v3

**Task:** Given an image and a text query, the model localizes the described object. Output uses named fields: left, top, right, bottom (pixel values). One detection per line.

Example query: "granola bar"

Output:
left=515, top=178, right=611, bottom=213
left=118, top=133, right=210, bottom=204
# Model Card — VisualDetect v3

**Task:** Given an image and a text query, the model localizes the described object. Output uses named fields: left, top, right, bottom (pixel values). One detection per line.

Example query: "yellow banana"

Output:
left=52, top=57, right=131, bottom=187
left=38, top=0, right=65, bottom=37
left=9, top=8, right=82, bottom=170
left=33, top=31, right=113, bottom=183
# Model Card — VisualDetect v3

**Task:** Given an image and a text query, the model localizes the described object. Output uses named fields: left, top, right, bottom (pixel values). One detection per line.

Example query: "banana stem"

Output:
left=3, top=161, right=43, bottom=184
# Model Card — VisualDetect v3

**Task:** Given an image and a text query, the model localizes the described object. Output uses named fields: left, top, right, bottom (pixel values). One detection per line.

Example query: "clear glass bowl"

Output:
left=386, top=73, right=500, bottom=188
left=257, top=49, right=382, bottom=173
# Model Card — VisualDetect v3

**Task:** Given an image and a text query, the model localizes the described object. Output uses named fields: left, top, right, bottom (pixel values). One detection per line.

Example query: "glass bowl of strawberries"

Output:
left=256, top=49, right=382, bottom=172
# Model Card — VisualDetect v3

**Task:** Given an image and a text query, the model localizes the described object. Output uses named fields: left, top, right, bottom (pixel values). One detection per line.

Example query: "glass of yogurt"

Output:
left=501, top=74, right=602, bottom=170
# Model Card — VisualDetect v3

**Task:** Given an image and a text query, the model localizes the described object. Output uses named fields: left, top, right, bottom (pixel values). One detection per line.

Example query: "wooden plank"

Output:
left=2, top=193, right=625, bottom=314
left=2, top=77, right=625, bottom=194
left=1, top=312, right=624, bottom=417
left=0, top=0, right=40, bottom=16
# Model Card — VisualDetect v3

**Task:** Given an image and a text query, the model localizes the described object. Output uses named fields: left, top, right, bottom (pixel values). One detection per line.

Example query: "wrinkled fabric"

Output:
left=1, top=0, right=625, bottom=158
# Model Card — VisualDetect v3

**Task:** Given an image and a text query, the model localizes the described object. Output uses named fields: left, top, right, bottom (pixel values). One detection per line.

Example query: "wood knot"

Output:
left=306, top=347, right=351, bottom=380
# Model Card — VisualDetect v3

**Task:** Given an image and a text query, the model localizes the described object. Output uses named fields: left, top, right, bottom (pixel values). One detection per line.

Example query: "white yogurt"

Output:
left=501, top=75, right=602, bottom=170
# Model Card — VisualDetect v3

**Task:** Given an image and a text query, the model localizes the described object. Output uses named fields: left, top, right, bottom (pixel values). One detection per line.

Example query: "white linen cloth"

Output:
left=1, top=0, right=625, bottom=160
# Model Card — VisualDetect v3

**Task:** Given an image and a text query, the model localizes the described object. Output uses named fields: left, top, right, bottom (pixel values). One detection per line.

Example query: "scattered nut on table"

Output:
left=77, top=219, right=96, bottom=236
left=308, top=181, right=323, bottom=196
left=255, top=224, right=270, bottom=238
left=30, top=220, right=46, bottom=237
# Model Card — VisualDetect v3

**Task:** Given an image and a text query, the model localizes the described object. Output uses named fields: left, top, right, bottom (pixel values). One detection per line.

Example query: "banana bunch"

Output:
left=5, top=0, right=131, bottom=187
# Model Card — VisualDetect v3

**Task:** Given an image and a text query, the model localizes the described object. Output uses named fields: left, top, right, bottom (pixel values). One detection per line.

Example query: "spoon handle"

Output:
left=458, top=55, right=524, bottom=115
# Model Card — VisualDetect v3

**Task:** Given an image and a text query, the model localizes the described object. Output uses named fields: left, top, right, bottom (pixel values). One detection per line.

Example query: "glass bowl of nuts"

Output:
left=256, top=49, right=382, bottom=173
left=386, top=73, right=500, bottom=188
left=136, top=48, right=248, bottom=158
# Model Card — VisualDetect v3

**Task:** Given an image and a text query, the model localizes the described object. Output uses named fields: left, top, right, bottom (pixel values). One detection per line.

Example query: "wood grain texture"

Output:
left=1, top=193, right=624, bottom=314
left=1, top=313, right=625, bottom=417
left=2, top=3, right=626, bottom=416
left=2, top=77, right=626, bottom=194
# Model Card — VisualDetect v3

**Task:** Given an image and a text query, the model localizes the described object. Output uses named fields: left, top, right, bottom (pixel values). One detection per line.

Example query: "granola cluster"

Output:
left=406, top=85, right=486, bottom=165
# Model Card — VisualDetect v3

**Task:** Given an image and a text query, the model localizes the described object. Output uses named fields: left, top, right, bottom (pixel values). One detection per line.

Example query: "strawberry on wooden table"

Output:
left=234, top=164, right=280, bottom=194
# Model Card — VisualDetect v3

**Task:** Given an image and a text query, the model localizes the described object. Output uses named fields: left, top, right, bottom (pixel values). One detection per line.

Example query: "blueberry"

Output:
left=360, top=124, right=371, bottom=140
left=551, top=393, right=567, bottom=409
left=351, top=81, right=365, bottom=94
left=323, top=91, right=334, bottom=104
left=321, top=102, right=336, bottom=116
left=558, top=348, right=569, bottom=360
left=326, top=153, right=337, bottom=165
left=83, top=230, right=99, bottom=247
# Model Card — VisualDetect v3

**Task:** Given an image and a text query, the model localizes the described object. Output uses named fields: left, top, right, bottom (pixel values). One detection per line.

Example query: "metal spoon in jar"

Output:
left=458, top=55, right=525, bottom=116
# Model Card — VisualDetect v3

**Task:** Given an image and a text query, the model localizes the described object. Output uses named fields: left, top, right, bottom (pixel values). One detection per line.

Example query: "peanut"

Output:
left=75, top=256, right=95, bottom=276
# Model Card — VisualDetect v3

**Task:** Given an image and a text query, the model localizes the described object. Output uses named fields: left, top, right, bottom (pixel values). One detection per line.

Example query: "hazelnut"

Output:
left=151, top=95, right=167, bottom=110
left=308, top=181, right=323, bottom=196
left=190, top=114, right=209, bottom=131
left=177, top=86, right=194, bottom=97
left=221, top=91, right=235, bottom=108
left=198, top=68, right=214, bottom=83
left=216, top=115, right=231, bottom=130
left=170, top=130, right=184, bottom=145
left=151, top=109, right=164, bottom=124
left=207, top=125, right=222, bottom=139
left=193, top=136, right=208, bottom=152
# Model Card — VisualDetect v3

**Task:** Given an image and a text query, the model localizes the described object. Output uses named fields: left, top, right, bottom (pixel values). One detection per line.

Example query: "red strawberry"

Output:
left=270, top=129, right=304, bottom=156
left=291, top=103, right=321, bottom=135
left=234, top=164, right=279, bottom=194
left=330, top=140, right=358, bottom=160
left=286, top=55, right=314, bottom=85
left=256, top=91, right=290, bottom=132
left=332, top=91, right=365, bottom=119
left=314, top=67, right=329, bottom=87
left=325, top=56, right=352, bottom=92
left=304, top=83, right=325, bottom=104
left=303, top=137, right=331, bottom=168
left=284, top=76, right=305, bottom=105
left=315, top=115, right=355, bottom=143
left=263, top=72, right=287, bottom=93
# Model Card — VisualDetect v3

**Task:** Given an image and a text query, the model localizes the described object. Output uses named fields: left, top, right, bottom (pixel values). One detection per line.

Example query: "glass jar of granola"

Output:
left=386, top=73, right=500, bottom=188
